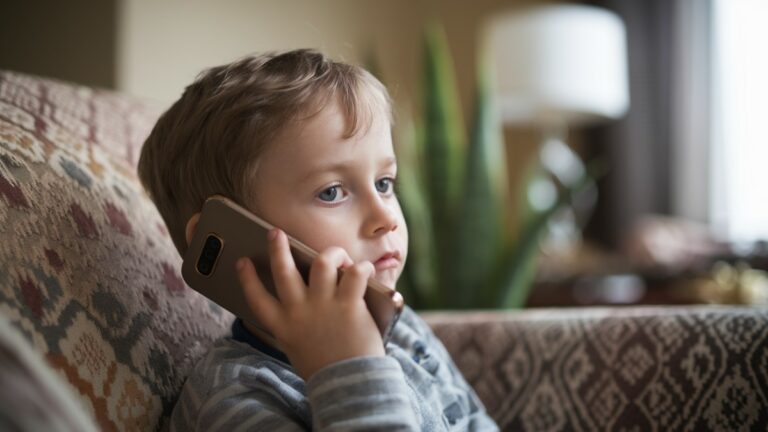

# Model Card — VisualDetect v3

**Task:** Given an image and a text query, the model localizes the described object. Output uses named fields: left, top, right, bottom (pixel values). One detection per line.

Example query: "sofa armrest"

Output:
left=0, top=313, right=98, bottom=431
left=422, top=306, right=768, bottom=431
left=0, top=69, right=233, bottom=431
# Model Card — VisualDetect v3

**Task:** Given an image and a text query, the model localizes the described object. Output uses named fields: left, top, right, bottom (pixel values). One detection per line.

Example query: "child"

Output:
left=138, top=49, right=498, bottom=431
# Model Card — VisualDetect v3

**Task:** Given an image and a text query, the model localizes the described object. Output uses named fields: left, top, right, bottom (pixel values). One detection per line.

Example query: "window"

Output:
left=711, top=0, right=768, bottom=242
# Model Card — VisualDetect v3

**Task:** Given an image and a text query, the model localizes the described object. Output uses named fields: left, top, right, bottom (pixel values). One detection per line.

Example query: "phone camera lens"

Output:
left=208, top=237, right=221, bottom=249
left=197, top=235, right=222, bottom=276
left=198, top=260, right=211, bottom=274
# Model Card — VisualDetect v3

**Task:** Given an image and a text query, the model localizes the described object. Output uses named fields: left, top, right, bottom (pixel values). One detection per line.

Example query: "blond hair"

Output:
left=138, top=49, right=392, bottom=255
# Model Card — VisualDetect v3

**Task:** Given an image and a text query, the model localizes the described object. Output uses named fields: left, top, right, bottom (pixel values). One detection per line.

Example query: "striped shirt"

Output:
left=170, top=306, right=499, bottom=431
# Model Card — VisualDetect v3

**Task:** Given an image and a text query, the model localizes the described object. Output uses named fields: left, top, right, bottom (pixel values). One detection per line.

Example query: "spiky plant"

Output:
left=395, top=24, right=589, bottom=310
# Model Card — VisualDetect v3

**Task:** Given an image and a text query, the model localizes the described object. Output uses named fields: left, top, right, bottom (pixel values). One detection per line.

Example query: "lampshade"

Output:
left=486, top=4, right=629, bottom=126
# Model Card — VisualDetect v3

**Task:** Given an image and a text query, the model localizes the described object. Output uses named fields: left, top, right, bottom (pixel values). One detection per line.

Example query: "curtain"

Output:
left=583, top=0, right=713, bottom=249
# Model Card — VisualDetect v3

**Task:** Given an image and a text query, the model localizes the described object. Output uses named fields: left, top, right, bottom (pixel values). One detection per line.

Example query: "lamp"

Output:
left=486, top=4, right=629, bottom=248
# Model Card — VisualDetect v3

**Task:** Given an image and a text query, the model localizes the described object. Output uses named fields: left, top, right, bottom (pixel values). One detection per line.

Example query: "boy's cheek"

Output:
left=400, top=215, right=409, bottom=238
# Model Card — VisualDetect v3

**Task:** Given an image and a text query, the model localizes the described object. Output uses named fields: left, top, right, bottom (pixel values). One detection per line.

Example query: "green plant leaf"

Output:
left=449, top=50, right=508, bottom=308
left=395, top=110, right=439, bottom=308
left=422, top=22, right=466, bottom=301
left=423, top=23, right=465, bottom=216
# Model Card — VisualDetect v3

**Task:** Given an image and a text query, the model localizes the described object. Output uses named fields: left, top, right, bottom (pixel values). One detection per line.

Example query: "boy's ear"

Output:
left=185, top=213, right=201, bottom=247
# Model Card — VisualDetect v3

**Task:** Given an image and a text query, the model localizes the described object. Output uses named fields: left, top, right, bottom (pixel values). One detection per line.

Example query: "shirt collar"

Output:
left=231, top=318, right=291, bottom=365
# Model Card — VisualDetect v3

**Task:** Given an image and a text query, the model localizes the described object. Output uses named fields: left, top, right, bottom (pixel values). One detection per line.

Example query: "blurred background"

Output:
left=3, top=0, right=766, bottom=309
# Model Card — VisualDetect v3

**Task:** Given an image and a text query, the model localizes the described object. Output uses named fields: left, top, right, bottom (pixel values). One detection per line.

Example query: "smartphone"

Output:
left=181, top=195, right=404, bottom=346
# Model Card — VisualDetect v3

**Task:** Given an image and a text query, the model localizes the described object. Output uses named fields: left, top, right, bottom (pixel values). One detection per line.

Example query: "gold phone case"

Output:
left=181, top=195, right=404, bottom=345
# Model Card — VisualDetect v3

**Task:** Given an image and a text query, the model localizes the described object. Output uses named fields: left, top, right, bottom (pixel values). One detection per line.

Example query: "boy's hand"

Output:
left=235, top=228, right=385, bottom=381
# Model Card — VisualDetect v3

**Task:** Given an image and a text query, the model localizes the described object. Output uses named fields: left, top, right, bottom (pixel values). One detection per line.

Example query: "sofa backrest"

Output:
left=425, top=306, right=768, bottom=431
left=0, top=70, right=233, bottom=431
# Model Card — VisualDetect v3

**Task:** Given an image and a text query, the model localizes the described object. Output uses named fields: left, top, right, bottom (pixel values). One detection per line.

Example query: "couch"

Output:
left=0, top=70, right=766, bottom=431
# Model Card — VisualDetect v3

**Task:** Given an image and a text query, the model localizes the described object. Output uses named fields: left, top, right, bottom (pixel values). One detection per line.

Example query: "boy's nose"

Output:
left=372, top=216, right=398, bottom=236
left=365, top=200, right=399, bottom=237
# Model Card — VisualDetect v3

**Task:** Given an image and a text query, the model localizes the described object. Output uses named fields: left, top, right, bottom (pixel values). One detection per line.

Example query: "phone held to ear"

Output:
left=181, top=195, right=404, bottom=346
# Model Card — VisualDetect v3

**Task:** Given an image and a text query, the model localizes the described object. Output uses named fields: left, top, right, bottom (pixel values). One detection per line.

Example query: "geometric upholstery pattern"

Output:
left=424, top=306, right=768, bottom=431
left=0, top=70, right=233, bottom=431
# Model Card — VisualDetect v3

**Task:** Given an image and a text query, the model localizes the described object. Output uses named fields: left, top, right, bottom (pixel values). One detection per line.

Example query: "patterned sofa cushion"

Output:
left=424, top=306, right=768, bottom=431
left=0, top=70, right=233, bottom=431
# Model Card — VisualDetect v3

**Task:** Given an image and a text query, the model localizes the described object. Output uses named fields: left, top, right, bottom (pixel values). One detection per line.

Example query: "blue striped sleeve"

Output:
left=306, top=356, right=419, bottom=431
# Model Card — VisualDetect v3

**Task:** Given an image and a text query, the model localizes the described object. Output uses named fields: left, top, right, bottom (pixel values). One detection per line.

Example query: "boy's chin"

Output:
left=373, top=271, right=401, bottom=290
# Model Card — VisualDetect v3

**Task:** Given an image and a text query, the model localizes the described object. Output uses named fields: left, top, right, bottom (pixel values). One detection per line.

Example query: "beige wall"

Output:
left=118, top=0, right=547, bottom=114
left=117, top=0, right=382, bottom=104
left=116, top=0, right=549, bottom=226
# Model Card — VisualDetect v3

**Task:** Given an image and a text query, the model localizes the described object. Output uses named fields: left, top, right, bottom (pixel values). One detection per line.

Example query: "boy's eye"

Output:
left=318, top=185, right=344, bottom=202
left=375, top=177, right=394, bottom=194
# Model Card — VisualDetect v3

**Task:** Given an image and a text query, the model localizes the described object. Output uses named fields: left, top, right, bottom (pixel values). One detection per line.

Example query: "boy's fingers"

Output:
left=268, top=229, right=306, bottom=305
left=308, top=247, right=353, bottom=300
left=336, top=261, right=375, bottom=301
left=236, top=257, right=281, bottom=332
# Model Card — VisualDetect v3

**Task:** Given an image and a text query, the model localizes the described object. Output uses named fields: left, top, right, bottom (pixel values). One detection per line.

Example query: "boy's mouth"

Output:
left=373, top=250, right=401, bottom=271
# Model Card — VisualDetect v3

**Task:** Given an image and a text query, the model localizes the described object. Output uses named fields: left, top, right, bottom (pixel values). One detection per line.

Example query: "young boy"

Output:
left=138, top=49, right=498, bottom=431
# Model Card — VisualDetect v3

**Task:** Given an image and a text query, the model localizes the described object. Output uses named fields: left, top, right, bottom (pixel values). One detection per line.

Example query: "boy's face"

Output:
left=250, top=99, right=408, bottom=289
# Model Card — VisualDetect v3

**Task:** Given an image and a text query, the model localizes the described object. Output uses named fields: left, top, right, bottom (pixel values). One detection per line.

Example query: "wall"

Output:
left=0, top=0, right=117, bottom=89
left=117, top=0, right=543, bottom=113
